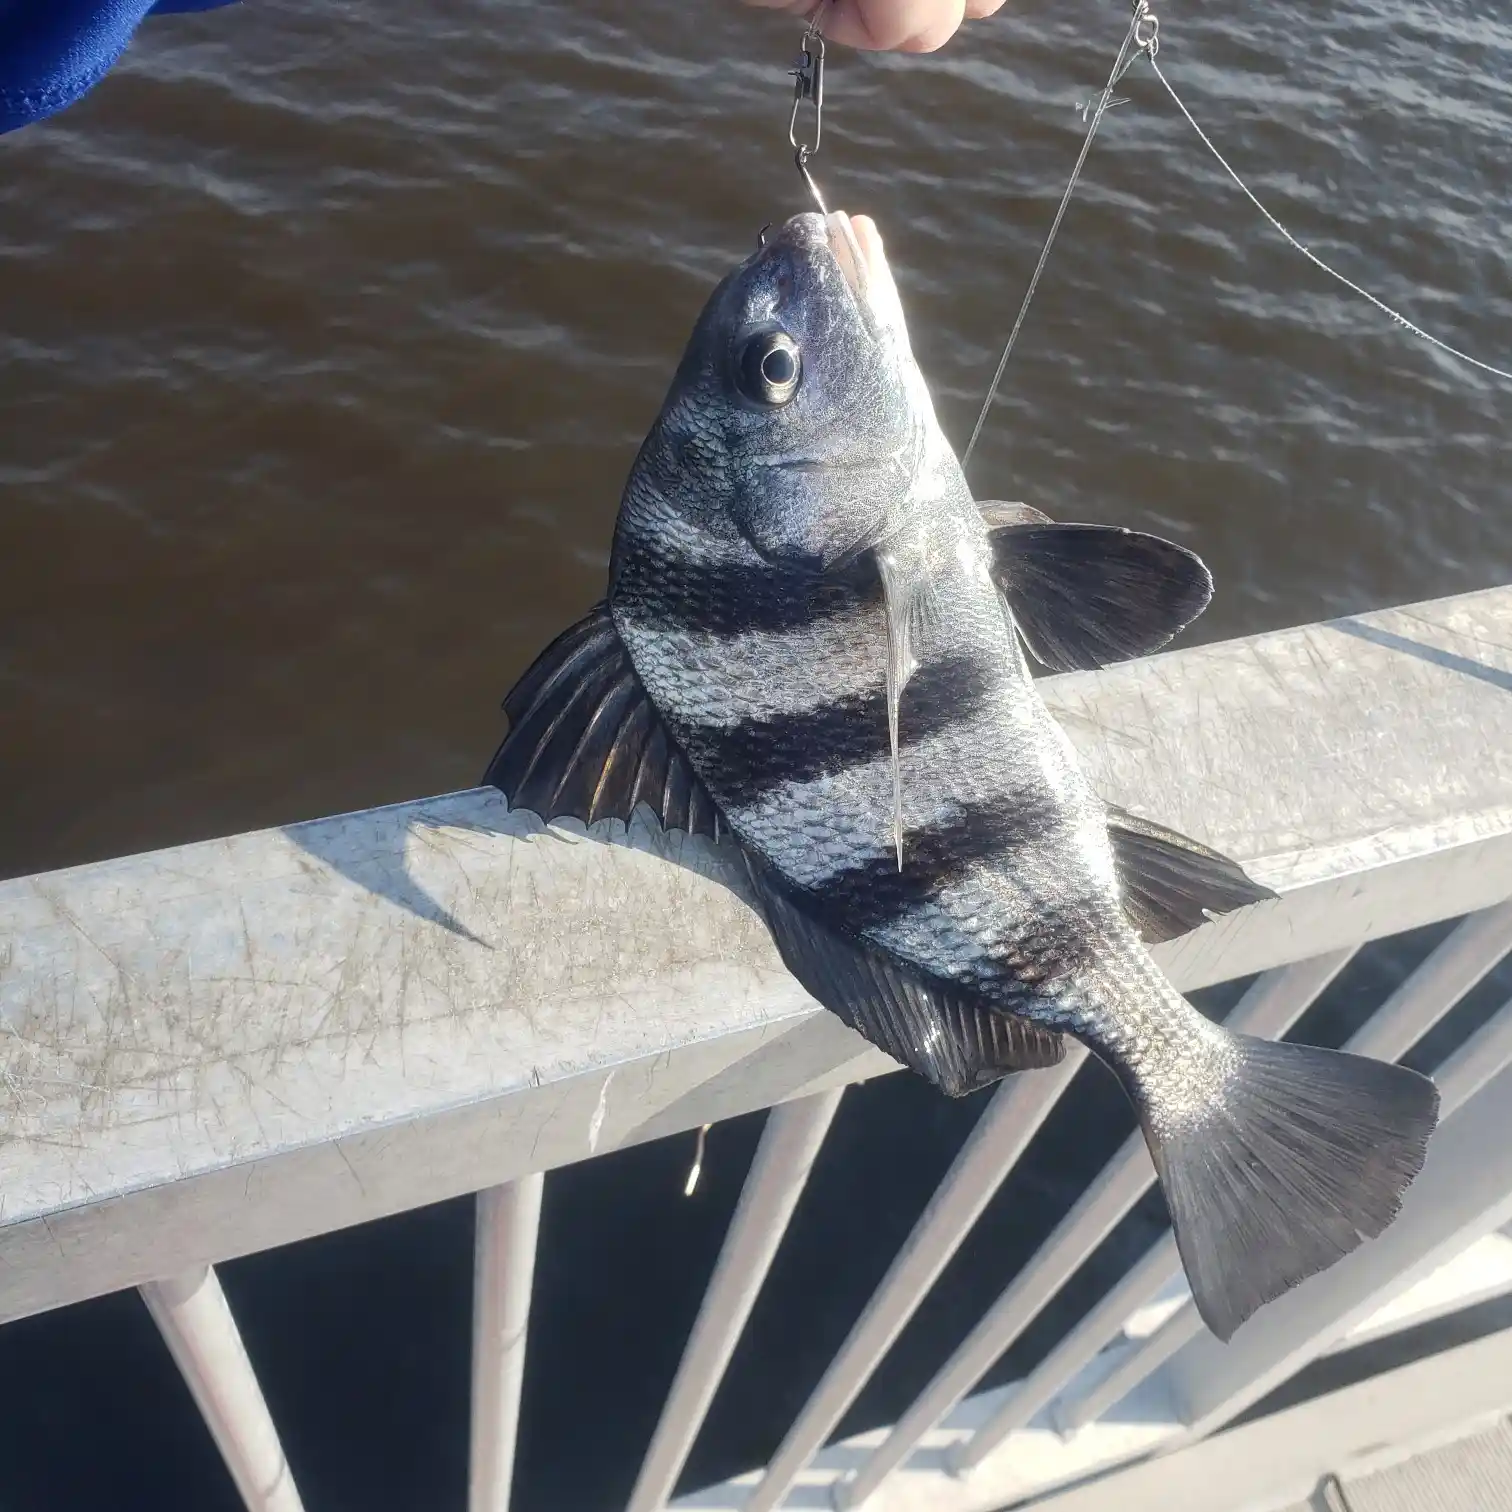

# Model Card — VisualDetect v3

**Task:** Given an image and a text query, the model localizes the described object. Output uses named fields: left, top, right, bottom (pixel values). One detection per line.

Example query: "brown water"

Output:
left=2, top=4, right=1512, bottom=1510
left=3, top=0, right=1511, bottom=883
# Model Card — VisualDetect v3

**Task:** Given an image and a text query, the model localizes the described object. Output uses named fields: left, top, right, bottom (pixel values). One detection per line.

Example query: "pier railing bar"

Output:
left=1013, top=1326, right=1512, bottom=1512
left=140, top=1267, right=305, bottom=1512
left=1055, top=899, right=1512, bottom=1436
left=625, top=1089, right=845, bottom=1512
left=1348, top=898, right=1512, bottom=1064
left=1420, top=994, right=1512, bottom=1121
left=742, top=1049, right=1088, bottom=1512
left=952, top=1232, right=1181, bottom=1471
left=4, top=589, right=1512, bottom=1512
left=1053, top=1256, right=1197, bottom=1435
left=1164, top=995, right=1512, bottom=1445
left=469, top=1175, right=545, bottom=1512
left=834, top=949, right=1355, bottom=1504
left=3, top=592, right=1512, bottom=1331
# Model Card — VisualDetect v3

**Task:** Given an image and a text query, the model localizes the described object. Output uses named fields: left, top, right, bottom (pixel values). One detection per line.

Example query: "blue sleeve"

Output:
left=0, top=0, right=240, bottom=135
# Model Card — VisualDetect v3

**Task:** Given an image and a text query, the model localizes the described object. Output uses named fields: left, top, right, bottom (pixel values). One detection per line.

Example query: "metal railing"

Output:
left=6, top=586, right=1512, bottom=1512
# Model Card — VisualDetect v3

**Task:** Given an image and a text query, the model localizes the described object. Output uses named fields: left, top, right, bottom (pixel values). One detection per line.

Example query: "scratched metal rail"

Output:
left=5, top=587, right=1512, bottom=1512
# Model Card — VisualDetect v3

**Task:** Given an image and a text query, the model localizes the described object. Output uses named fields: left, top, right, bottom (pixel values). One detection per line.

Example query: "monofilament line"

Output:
left=961, top=3, right=1152, bottom=470
left=1148, top=52, right=1512, bottom=384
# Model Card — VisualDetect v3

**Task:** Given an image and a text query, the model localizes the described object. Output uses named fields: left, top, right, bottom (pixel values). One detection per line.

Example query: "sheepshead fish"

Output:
left=486, top=211, right=1439, bottom=1341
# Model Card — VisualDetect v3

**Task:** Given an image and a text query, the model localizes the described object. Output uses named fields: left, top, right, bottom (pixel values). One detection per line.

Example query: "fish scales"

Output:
left=616, top=475, right=1116, bottom=1005
left=489, top=210, right=1440, bottom=1342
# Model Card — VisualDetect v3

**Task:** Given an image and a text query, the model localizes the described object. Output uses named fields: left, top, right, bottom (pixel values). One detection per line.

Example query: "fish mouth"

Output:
left=762, top=211, right=883, bottom=340
left=826, top=212, right=873, bottom=302
left=825, top=212, right=909, bottom=350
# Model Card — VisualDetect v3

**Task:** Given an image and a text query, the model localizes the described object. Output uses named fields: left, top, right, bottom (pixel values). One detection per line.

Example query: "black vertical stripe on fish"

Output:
left=613, top=545, right=879, bottom=639
left=616, top=501, right=1208, bottom=660
left=745, top=853, right=1065, bottom=1096
left=486, top=615, right=1274, bottom=946
left=800, top=797, right=1098, bottom=979
left=676, top=653, right=992, bottom=810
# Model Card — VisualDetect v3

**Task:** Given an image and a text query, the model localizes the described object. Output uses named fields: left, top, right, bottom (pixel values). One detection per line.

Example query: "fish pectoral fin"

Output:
left=979, top=513, right=1214, bottom=673
left=1106, top=805, right=1277, bottom=943
left=744, top=854, right=1064, bottom=1096
left=483, top=602, right=722, bottom=839
left=1139, top=1029, right=1438, bottom=1341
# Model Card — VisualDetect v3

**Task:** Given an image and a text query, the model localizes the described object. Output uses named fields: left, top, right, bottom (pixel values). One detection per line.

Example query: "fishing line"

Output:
left=966, top=3, right=1512, bottom=473
left=961, top=2, right=1153, bottom=470
left=1146, top=50, right=1512, bottom=384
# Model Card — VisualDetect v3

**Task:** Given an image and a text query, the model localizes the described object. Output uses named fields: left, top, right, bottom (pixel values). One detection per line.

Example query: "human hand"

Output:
left=740, top=0, right=1008, bottom=53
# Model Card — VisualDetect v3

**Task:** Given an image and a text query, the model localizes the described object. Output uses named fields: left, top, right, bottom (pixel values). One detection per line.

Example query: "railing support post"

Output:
left=140, top=1266, right=304, bottom=1512
left=627, top=1089, right=845, bottom=1512
left=470, top=1174, right=546, bottom=1512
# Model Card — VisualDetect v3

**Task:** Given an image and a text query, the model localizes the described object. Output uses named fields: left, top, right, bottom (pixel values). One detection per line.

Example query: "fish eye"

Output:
left=736, top=329, right=802, bottom=407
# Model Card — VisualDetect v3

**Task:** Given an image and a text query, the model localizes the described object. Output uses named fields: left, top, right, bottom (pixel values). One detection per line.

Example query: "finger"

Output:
left=964, top=0, right=1008, bottom=17
left=897, top=0, right=969, bottom=53
left=820, top=0, right=967, bottom=52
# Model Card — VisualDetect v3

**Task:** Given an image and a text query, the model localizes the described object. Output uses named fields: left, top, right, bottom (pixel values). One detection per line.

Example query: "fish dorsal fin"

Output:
left=744, top=855, right=1065, bottom=1096
left=978, top=506, right=1213, bottom=673
left=483, top=603, right=722, bottom=840
left=1106, top=804, right=1276, bottom=943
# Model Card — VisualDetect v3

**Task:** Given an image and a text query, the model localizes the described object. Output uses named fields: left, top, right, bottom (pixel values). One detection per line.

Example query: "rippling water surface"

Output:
left=5, top=0, right=1512, bottom=879
left=2, top=1, right=1511, bottom=1507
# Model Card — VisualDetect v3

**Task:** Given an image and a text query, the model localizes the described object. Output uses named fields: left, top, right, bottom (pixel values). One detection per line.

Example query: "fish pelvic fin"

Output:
left=483, top=602, right=723, bottom=840
left=1134, top=1023, right=1439, bottom=1342
left=745, top=853, right=1065, bottom=1095
left=876, top=541, right=943, bottom=873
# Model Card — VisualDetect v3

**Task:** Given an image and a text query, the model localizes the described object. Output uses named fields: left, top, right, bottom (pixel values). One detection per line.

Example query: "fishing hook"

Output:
left=788, top=6, right=830, bottom=213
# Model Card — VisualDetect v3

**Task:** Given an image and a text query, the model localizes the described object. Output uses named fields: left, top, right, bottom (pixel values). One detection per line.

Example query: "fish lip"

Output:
left=763, top=211, right=830, bottom=252
left=760, top=212, right=880, bottom=342
left=825, top=213, right=869, bottom=300
left=825, top=213, right=882, bottom=342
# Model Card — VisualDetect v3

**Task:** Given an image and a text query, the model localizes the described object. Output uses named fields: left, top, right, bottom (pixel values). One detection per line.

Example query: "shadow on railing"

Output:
left=6, top=588, right=1512, bottom=1512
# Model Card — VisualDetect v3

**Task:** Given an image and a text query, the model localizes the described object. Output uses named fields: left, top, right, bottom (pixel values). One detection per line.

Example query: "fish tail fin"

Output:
left=1136, top=1025, right=1439, bottom=1341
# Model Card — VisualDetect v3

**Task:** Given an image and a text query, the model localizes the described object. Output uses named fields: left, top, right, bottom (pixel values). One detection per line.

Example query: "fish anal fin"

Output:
left=745, top=855, right=1064, bottom=1096
left=484, top=603, right=722, bottom=841
left=1107, top=805, right=1277, bottom=944
left=980, top=514, right=1213, bottom=673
